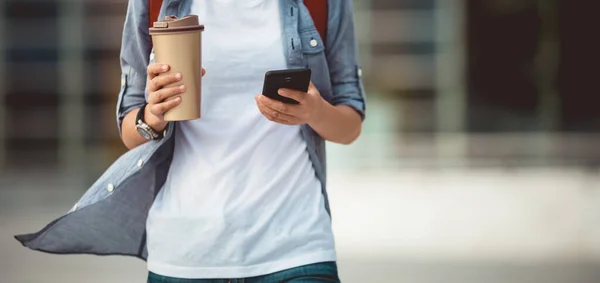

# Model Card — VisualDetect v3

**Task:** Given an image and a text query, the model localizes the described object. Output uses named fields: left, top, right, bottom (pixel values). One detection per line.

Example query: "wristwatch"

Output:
left=135, top=104, right=163, bottom=140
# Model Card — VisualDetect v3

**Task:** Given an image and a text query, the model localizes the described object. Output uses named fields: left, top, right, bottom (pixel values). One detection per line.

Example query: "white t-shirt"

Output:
left=146, top=0, right=336, bottom=279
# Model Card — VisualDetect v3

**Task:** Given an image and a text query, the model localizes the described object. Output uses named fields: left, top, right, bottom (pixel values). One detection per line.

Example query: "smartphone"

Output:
left=262, top=68, right=311, bottom=104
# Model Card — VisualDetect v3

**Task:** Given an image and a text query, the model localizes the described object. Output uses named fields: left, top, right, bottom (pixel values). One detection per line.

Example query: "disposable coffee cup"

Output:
left=150, top=15, right=204, bottom=121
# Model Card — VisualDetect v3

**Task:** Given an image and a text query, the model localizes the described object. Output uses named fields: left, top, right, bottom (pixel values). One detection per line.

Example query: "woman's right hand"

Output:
left=145, top=64, right=206, bottom=132
left=145, top=63, right=184, bottom=132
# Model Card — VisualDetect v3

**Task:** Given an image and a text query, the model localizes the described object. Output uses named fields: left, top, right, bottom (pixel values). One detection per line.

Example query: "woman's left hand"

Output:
left=255, top=82, right=325, bottom=125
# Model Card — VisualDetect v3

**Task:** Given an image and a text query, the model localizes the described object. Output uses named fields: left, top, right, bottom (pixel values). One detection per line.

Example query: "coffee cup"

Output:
left=149, top=15, right=204, bottom=121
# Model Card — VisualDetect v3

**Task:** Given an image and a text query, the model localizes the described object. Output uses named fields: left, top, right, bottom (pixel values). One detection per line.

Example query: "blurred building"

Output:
left=363, top=0, right=599, bottom=133
left=0, top=0, right=127, bottom=178
left=0, top=0, right=598, bottom=177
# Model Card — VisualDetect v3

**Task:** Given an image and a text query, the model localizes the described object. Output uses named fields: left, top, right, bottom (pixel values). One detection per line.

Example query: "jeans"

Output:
left=147, top=262, right=340, bottom=283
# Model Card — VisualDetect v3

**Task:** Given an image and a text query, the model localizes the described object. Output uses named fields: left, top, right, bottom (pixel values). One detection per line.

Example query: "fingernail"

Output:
left=162, top=65, right=168, bottom=70
left=175, top=96, right=182, bottom=102
left=180, top=85, right=186, bottom=91
left=175, top=73, right=182, bottom=79
left=278, top=89, right=284, bottom=95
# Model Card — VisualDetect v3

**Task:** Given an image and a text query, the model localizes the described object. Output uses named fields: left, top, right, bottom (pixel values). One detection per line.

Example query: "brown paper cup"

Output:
left=150, top=16, right=204, bottom=121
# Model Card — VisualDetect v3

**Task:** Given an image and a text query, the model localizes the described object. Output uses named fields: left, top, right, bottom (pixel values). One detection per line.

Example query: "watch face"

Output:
left=136, top=126, right=152, bottom=140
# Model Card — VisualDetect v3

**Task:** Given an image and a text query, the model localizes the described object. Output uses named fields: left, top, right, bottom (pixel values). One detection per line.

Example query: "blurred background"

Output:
left=1, top=0, right=600, bottom=282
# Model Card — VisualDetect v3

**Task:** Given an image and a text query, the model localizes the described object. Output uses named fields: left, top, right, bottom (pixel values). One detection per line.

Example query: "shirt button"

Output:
left=107, top=183, right=114, bottom=193
left=358, top=68, right=363, bottom=77
left=121, top=78, right=126, bottom=87
left=310, top=39, right=318, bottom=47
left=137, top=159, right=143, bottom=168
left=72, top=202, right=78, bottom=211
left=150, top=53, right=155, bottom=61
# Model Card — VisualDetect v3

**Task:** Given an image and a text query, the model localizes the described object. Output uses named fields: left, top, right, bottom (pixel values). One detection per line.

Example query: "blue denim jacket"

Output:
left=16, top=0, right=366, bottom=260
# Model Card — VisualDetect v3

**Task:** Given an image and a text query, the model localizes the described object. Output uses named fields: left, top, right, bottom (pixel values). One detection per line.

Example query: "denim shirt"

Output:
left=15, top=0, right=366, bottom=260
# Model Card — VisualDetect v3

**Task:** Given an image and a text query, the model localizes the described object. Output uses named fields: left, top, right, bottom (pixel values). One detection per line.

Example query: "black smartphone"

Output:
left=262, top=68, right=312, bottom=104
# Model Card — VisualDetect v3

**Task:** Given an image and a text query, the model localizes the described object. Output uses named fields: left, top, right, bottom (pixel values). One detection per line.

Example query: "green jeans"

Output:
left=147, top=262, right=340, bottom=283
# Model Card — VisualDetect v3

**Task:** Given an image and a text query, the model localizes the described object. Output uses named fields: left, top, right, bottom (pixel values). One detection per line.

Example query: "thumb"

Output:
left=308, top=81, right=320, bottom=95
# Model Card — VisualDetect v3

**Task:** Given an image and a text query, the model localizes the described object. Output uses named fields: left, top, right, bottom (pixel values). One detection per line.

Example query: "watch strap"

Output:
left=136, top=104, right=162, bottom=139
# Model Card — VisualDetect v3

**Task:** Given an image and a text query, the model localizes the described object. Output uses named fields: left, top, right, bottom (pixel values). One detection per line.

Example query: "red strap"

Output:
left=304, top=0, right=328, bottom=43
left=148, top=0, right=328, bottom=44
left=149, top=0, right=162, bottom=29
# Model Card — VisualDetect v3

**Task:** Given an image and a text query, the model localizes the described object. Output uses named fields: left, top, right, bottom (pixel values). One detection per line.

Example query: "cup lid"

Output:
left=150, top=15, right=205, bottom=34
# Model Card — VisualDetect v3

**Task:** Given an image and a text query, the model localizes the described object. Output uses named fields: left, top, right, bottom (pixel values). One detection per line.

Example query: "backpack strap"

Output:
left=304, top=0, right=328, bottom=44
left=148, top=0, right=328, bottom=44
left=149, top=0, right=162, bottom=30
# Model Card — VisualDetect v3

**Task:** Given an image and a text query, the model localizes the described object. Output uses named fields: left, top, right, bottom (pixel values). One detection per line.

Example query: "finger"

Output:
left=149, top=97, right=182, bottom=116
left=149, top=72, right=183, bottom=92
left=277, top=88, right=306, bottom=104
left=255, top=95, right=299, bottom=121
left=147, top=64, right=170, bottom=79
left=267, top=117, right=294, bottom=125
left=308, top=81, right=318, bottom=93
left=149, top=84, right=186, bottom=104
left=305, top=81, right=322, bottom=99
left=202, top=68, right=206, bottom=77
left=256, top=102, right=295, bottom=125
left=257, top=94, right=300, bottom=116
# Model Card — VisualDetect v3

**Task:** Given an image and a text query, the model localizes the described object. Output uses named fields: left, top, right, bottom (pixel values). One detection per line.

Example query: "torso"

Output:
left=146, top=0, right=336, bottom=278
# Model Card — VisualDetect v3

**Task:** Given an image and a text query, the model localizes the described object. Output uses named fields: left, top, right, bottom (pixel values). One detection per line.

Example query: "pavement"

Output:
left=2, top=168, right=600, bottom=283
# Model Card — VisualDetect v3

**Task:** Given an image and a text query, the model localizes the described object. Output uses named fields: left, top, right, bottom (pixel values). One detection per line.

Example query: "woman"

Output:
left=16, top=0, right=365, bottom=282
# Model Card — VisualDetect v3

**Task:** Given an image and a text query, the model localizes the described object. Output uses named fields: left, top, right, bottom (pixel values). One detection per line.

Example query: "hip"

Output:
left=147, top=261, right=341, bottom=283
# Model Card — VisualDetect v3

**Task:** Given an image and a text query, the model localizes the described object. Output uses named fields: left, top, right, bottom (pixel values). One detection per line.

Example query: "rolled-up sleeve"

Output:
left=326, top=0, right=367, bottom=120
left=116, top=0, right=152, bottom=135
